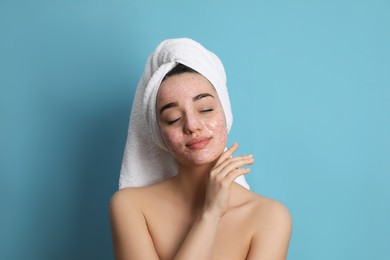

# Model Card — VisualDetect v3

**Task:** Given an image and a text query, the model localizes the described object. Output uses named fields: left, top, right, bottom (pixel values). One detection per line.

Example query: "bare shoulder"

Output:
left=109, top=187, right=147, bottom=234
left=109, top=185, right=165, bottom=260
left=110, top=180, right=174, bottom=218
left=233, top=184, right=291, bottom=222
left=244, top=188, right=292, bottom=232
left=110, top=182, right=165, bottom=212
left=110, top=187, right=143, bottom=212
left=235, top=186, right=292, bottom=259
left=253, top=194, right=291, bottom=227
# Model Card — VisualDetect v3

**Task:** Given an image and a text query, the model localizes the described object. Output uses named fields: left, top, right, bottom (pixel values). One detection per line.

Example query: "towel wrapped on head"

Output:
left=119, top=38, right=249, bottom=189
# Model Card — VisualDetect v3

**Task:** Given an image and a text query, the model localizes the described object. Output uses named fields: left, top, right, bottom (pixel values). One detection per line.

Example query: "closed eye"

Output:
left=167, top=118, right=181, bottom=125
left=201, top=109, right=213, bottom=113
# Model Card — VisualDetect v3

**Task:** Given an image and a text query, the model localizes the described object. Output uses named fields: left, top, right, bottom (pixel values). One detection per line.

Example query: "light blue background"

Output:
left=1, top=0, right=389, bottom=259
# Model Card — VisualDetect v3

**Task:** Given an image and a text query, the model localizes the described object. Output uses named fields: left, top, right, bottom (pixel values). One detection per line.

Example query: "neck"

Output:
left=172, top=162, right=215, bottom=212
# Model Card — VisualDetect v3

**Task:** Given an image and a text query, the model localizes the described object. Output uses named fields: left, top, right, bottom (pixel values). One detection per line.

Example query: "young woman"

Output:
left=110, top=39, right=292, bottom=260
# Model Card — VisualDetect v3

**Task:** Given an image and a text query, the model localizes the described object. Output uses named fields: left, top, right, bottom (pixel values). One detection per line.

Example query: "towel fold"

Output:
left=119, top=38, right=249, bottom=189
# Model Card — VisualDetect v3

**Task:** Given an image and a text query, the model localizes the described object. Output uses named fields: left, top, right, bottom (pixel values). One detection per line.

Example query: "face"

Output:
left=156, top=72, right=228, bottom=166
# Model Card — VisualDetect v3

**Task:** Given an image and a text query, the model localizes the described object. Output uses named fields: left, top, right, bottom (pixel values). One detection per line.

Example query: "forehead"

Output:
left=157, top=72, right=218, bottom=104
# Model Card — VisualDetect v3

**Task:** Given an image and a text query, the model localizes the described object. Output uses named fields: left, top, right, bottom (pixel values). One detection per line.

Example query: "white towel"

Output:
left=119, top=38, right=249, bottom=189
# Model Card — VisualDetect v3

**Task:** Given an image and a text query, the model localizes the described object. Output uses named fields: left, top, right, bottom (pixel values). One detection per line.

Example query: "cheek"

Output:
left=160, top=129, right=182, bottom=153
left=207, top=113, right=228, bottom=146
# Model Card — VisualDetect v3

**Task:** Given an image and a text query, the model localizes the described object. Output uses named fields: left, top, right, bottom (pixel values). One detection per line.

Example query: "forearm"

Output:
left=174, top=144, right=253, bottom=259
left=173, top=210, right=220, bottom=260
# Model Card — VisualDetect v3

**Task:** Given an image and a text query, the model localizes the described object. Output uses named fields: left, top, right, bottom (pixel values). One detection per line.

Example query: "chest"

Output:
left=145, top=207, right=253, bottom=260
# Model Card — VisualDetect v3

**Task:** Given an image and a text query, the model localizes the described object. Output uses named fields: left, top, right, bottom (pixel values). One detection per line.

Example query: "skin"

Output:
left=110, top=72, right=292, bottom=260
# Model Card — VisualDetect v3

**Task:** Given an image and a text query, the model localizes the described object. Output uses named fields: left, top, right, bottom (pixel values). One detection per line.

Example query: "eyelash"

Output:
left=168, top=118, right=180, bottom=125
left=166, top=109, right=213, bottom=125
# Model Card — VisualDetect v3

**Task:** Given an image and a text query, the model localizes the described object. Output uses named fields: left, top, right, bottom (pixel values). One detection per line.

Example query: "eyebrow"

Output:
left=159, top=102, right=178, bottom=114
left=193, top=93, right=214, bottom=101
left=159, top=93, right=214, bottom=114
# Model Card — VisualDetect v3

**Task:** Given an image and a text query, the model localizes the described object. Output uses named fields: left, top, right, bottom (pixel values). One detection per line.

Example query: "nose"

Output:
left=183, top=112, right=202, bottom=134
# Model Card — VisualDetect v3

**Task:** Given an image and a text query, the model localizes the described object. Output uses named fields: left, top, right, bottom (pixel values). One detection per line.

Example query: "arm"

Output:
left=172, top=210, right=220, bottom=260
left=246, top=201, right=292, bottom=260
left=110, top=190, right=160, bottom=260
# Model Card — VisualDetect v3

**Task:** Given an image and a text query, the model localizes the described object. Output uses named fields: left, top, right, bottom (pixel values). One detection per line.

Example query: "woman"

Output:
left=110, top=38, right=292, bottom=259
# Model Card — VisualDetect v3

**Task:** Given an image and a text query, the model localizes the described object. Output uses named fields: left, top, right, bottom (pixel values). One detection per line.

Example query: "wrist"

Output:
left=201, top=207, right=223, bottom=221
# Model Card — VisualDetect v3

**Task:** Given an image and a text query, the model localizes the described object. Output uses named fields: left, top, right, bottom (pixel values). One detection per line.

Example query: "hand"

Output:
left=203, top=142, right=254, bottom=217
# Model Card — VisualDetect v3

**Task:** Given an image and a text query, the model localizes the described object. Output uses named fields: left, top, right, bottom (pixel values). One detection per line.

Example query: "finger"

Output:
left=224, top=168, right=251, bottom=184
left=215, top=142, right=238, bottom=166
left=216, top=168, right=251, bottom=190
left=214, top=155, right=254, bottom=176
left=221, top=157, right=253, bottom=177
left=212, top=155, right=253, bottom=178
left=211, top=155, right=252, bottom=177
left=215, top=142, right=239, bottom=167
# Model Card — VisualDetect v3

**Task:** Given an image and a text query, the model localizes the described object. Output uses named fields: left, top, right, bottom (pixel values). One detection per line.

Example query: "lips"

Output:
left=186, top=137, right=211, bottom=150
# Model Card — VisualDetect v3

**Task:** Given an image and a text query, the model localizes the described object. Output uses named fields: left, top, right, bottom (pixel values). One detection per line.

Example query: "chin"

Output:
left=179, top=147, right=225, bottom=167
